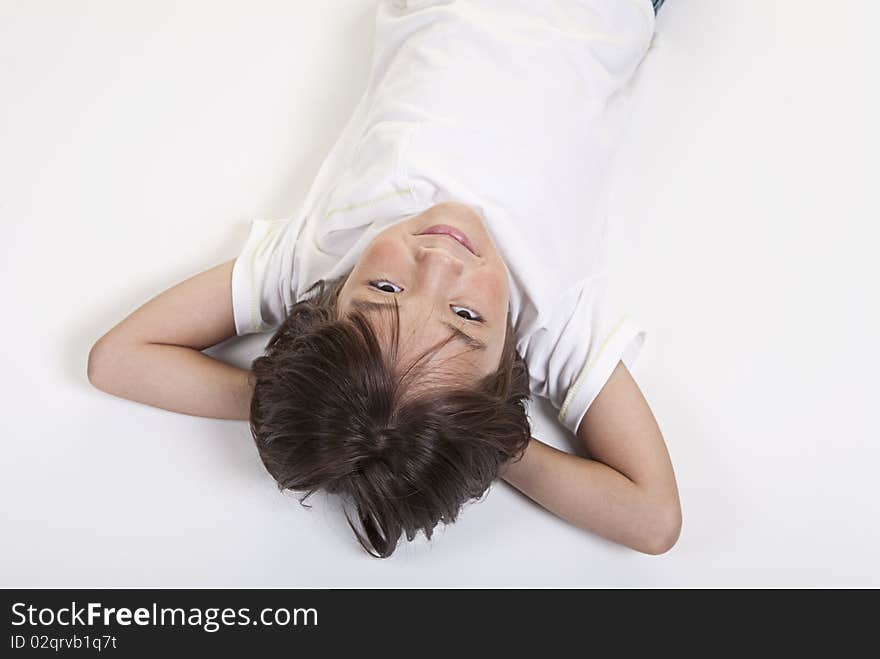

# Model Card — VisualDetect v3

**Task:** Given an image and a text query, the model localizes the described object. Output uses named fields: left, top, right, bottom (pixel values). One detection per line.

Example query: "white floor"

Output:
left=1, top=0, right=878, bottom=587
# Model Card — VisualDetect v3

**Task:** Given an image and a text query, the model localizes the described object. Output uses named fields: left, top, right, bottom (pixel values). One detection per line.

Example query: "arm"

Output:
left=501, top=360, right=682, bottom=555
left=87, top=259, right=254, bottom=421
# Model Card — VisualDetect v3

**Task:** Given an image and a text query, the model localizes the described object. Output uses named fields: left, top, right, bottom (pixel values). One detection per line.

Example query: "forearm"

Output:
left=88, top=341, right=254, bottom=421
left=500, top=438, right=678, bottom=555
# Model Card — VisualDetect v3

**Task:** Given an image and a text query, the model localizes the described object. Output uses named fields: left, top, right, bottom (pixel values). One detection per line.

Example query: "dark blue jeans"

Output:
left=653, top=0, right=665, bottom=14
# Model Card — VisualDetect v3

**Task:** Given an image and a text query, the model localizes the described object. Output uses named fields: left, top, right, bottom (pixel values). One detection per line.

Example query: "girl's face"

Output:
left=337, top=201, right=510, bottom=380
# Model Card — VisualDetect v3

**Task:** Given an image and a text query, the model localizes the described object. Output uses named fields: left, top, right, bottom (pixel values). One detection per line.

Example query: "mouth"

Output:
left=416, top=224, right=479, bottom=256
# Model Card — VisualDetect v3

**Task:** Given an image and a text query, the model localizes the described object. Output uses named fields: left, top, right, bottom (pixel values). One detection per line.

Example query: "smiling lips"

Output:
left=417, top=224, right=478, bottom=256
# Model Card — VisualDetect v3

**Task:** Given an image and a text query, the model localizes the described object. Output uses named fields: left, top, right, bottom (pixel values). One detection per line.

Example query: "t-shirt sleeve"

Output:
left=230, top=218, right=294, bottom=336
left=556, top=295, right=647, bottom=436
left=521, top=274, right=647, bottom=436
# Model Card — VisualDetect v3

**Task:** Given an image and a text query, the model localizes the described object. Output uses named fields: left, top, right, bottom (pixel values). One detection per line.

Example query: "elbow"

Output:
left=87, top=338, right=115, bottom=391
left=87, top=341, right=104, bottom=389
left=639, top=499, right=682, bottom=556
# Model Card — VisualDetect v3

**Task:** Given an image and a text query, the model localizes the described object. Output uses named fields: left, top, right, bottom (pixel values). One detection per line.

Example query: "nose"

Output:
left=414, top=245, right=464, bottom=288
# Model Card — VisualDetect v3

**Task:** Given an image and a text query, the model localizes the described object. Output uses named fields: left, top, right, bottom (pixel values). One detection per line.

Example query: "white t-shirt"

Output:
left=232, top=0, right=654, bottom=435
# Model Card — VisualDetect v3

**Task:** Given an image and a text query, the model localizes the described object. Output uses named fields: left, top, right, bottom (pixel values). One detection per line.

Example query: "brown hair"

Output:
left=248, top=275, right=531, bottom=558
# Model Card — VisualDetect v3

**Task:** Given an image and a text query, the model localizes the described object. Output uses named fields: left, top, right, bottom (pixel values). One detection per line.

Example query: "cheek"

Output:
left=353, top=237, right=409, bottom=275
left=471, top=268, right=510, bottom=313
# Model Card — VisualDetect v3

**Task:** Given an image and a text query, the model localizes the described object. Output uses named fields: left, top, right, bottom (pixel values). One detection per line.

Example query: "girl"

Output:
left=89, top=0, right=681, bottom=558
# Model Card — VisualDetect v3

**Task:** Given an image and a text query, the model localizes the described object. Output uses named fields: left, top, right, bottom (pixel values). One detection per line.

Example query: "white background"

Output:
left=1, top=0, right=877, bottom=587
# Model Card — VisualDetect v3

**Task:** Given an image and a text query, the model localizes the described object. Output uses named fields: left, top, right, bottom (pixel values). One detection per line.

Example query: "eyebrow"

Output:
left=349, top=299, right=487, bottom=352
